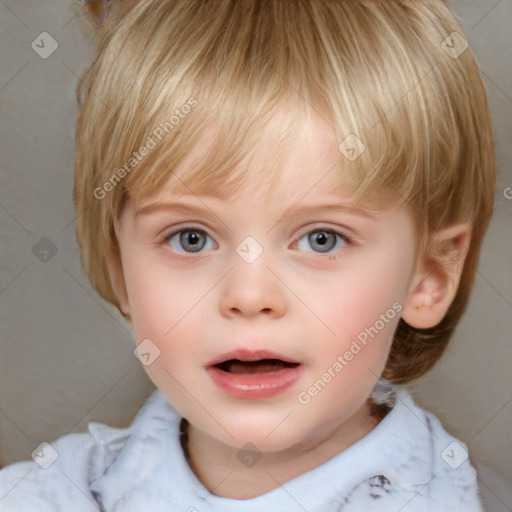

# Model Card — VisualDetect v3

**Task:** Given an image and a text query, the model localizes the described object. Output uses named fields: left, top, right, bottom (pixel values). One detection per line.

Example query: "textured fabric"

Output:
left=0, top=388, right=483, bottom=511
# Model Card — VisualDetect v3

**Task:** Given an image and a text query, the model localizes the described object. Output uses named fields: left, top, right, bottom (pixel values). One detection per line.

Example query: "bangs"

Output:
left=84, top=1, right=447, bottom=211
left=122, top=87, right=311, bottom=202
left=77, top=0, right=491, bottom=251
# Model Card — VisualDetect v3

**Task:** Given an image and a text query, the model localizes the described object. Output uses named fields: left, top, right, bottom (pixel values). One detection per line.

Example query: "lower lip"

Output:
left=206, top=365, right=303, bottom=399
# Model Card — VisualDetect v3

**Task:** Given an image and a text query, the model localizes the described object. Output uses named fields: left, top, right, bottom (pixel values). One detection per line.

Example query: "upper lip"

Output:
left=207, top=349, right=300, bottom=367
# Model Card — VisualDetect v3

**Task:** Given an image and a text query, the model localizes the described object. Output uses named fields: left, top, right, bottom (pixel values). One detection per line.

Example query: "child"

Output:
left=0, top=0, right=495, bottom=510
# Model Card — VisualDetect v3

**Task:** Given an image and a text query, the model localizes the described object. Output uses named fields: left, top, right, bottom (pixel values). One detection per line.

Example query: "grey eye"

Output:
left=297, top=230, right=346, bottom=253
left=168, top=229, right=215, bottom=253
left=308, top=231, right=336, bottom=252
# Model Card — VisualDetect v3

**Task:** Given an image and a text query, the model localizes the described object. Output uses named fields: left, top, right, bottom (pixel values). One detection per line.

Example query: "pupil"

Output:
left=187, top=232, right=200, bottom=244
left=309, top=231, right=335, bottom=253
left=316, top=232, right=328, bottom=245
left=180, top=230, right=205, bottom=252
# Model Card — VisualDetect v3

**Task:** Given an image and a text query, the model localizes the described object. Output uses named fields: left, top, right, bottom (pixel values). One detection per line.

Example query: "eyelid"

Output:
left=159, top=223, right=215, bottom=241
left=291, top=223, right=356, bottom=245
left=287, top=224, right=359, bottom=259
left=157, top=222, right=357, bottom=256
left=159, top=224, right=219, bottom=254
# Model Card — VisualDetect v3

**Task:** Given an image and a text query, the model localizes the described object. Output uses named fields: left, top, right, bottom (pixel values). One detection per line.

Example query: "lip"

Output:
left=206, top=349, right=303, bottom=399
left=207, top=349, right=300, bottom=367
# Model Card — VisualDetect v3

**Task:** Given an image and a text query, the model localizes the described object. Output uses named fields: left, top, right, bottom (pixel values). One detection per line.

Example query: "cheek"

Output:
left=123, top=254, right=197, bottom=338
left=123, top=257, right=214, bottom=388
left=126, top=273, right=172, bottom=338
left=123, top=261, right=201, bottom=399
left=305, top=257, right=408, bottom=364
left=317, top=269, right=403, bottom=331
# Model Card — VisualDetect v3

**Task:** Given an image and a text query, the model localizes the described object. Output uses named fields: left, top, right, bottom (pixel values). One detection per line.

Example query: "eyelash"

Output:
left=161, top=226, right=354, bottom=256
left=294, top=230, right=352, bottom=254
left=163, top=227, right=217, bottom=255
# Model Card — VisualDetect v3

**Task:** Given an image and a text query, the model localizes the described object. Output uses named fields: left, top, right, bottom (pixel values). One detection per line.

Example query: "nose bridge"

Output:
left=219, top=249, right=287, bottom=318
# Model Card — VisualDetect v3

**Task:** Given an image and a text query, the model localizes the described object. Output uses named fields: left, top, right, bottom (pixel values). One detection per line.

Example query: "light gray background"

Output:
left=1, top=0, right=511, bottom=509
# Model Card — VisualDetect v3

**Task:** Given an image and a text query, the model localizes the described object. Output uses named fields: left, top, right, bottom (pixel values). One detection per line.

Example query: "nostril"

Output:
left=261, top=308, right=273, bottom=314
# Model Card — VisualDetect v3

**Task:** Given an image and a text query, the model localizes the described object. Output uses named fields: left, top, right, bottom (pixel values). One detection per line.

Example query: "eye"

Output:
left=167, top=229, right=216, bottom=253
left=297, top=230, right=347, bottom=253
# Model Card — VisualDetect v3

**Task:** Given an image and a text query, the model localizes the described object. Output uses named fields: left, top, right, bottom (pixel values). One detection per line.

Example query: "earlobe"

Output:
left=402, top=223, right=471, bottom=329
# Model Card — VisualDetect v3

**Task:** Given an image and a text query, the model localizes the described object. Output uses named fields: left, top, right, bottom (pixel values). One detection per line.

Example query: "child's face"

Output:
left=116, top=108, right=419, bottom=453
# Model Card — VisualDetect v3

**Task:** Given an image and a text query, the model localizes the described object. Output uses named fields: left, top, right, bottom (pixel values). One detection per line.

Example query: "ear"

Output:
left=107, top=247, right=131, bottom=318
left=402, top=223, right=471, bottom=329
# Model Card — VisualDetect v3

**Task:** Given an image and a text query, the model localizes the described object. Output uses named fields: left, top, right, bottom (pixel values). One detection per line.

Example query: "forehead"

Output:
left=133, top=103, right=349, bottom=209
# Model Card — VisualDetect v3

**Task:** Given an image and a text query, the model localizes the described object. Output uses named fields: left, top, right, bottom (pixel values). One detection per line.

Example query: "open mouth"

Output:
left=214, top=358, right=300, bottom=375
left=206, top=352, right=303, bottom=398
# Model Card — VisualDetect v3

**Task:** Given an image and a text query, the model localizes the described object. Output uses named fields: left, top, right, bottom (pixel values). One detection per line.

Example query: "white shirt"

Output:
left=0, top=387, right=483, bottom=511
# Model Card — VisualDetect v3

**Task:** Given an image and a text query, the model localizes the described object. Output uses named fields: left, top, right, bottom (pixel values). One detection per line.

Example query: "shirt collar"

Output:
left=90, top=387, right=435, bottom=511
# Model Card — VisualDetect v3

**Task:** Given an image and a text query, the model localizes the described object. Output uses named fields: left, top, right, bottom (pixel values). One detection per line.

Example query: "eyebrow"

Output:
left=135, top=199, right=379, bottom=222
left=275, top=202, right=379, bottom=221
left=135, top=201, right=214, bottom=217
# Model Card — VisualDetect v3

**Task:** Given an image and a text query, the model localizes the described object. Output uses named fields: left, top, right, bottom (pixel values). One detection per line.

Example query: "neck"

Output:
left=185, top=399, right=380, bottom=500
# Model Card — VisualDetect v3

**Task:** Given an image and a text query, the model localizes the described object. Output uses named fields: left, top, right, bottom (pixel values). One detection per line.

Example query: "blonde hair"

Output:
left=74, top=0, right=495, bottom=384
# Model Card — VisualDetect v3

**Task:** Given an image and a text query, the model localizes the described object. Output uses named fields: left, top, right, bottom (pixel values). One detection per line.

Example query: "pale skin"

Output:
left=110, top=106, right=470, bottom=499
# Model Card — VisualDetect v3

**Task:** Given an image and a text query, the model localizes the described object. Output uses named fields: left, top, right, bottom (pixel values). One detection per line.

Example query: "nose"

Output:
left=219, top=259, right=288, bottom=320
